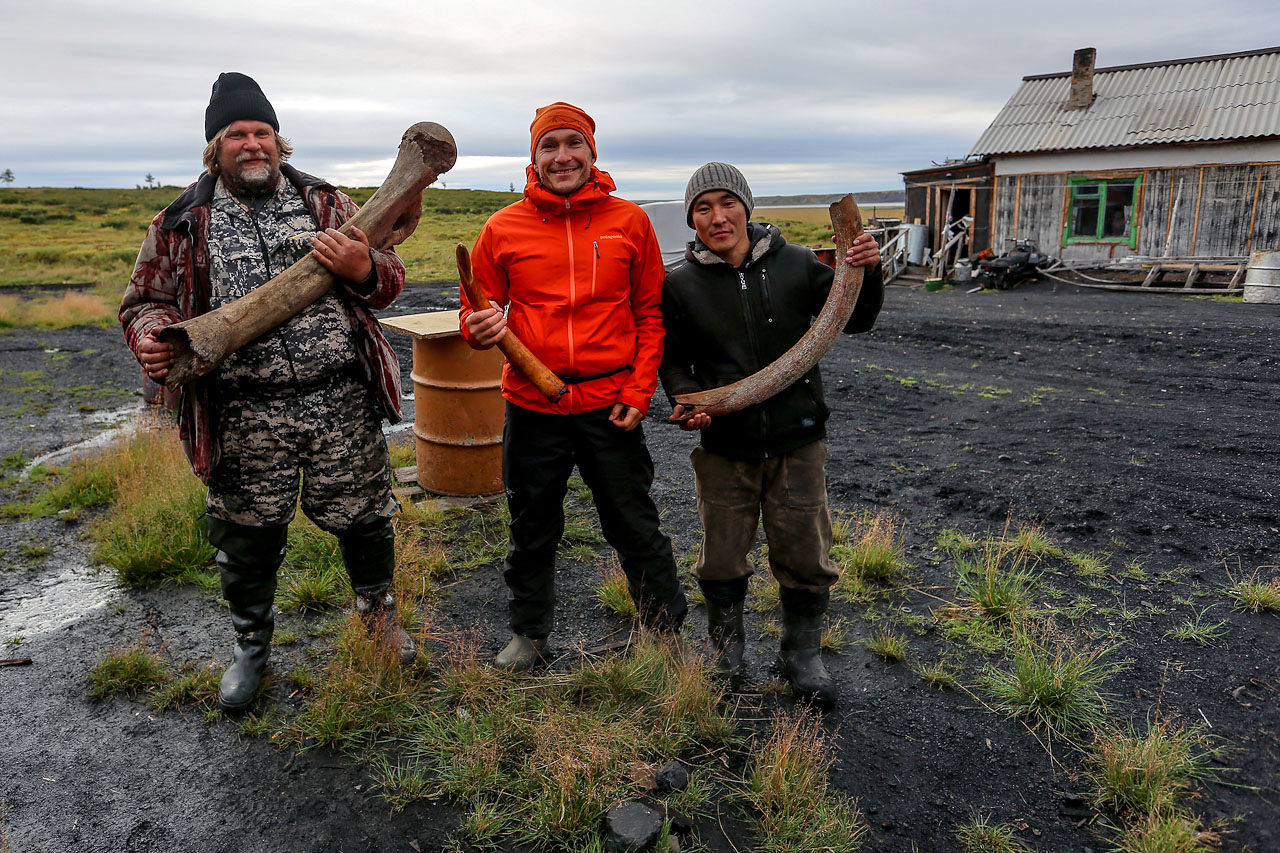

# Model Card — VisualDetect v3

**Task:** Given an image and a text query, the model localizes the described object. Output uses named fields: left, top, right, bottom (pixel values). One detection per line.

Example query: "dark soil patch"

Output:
left=1, top=278, right=1276, bottom=852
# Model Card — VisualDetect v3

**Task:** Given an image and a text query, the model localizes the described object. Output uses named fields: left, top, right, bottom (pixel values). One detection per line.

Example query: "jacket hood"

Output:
left=523, top=164, right=617, bottom=212
left=684, top=221, right=785, bottom=268
left=160, top=163, right=329, bottom=230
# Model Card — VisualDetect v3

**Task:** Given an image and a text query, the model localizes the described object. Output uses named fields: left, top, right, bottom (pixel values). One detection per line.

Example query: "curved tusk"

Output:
left=159, top=122, right=458, bottom=390
left=673, top=193, right=865, bottom=417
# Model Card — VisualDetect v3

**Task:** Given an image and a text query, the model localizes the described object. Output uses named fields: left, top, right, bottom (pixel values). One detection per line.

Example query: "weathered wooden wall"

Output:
left=991, top=160, right=1280, bottom=260
left=1251, top=164, right=1280, bottom=252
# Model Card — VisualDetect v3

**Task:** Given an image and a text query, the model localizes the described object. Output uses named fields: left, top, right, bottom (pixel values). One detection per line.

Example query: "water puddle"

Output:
left=23, top=402, right=146, bottom=476
left=0, top=561, right=116, bottom=639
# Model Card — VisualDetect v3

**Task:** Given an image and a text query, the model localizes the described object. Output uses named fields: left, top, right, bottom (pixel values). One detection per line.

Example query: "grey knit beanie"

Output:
left=205, top=72, right=278, bottom=141
left=684, top=162, right=754, bottom=226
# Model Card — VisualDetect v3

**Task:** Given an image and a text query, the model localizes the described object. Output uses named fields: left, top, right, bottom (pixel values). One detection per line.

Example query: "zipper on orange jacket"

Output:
left=564, top=203, right=577, bottom=378
left=591, top=240, right=598, bottom=300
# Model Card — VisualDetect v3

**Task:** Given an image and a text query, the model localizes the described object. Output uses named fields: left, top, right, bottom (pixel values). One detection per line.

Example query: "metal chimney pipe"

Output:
left=1067, top=47, right=1097, bottom=110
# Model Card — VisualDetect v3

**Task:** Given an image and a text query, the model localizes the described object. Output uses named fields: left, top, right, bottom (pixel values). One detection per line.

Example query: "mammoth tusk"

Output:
left=456, top=243, right=568, bottom=402
left=159, top=122, right=458, bottom=390
left=673, top=193, right=865, bottom=417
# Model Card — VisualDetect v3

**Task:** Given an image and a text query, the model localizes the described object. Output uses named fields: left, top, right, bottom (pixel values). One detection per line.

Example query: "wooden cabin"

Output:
left=908, top=46, right=1280, bottom=264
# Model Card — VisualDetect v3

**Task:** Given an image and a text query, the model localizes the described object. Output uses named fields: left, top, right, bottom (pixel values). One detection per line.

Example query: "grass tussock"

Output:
left=864, top=629, right=907, bottom=662
left=87, top=645, right=171, bottom=701
left=981, top=623, right=1123, bottom=738
left=286, top=613, right=428, bottom=749
left=595, top=560, right=637, bottom=618
left=1110, top=809, right=1219, bottom=853
left=85, top=426, right=213, bottom=587
left=1003, top=523, right=1063, bottom=561
left=915, top=658, right=960, bottom=690
left=954, top=814, right=1029, bottom=852
left=832, top=510, right=906, bottom=592
left=955, top=536, right=1038, bottom=622
left=4, top=422, right=213, bottom=587
left=1225, top=567, right=1280, bottom=613
left=1087, top=717, right=1215, bottom=816
left=746, top=710, right=867, bottom=852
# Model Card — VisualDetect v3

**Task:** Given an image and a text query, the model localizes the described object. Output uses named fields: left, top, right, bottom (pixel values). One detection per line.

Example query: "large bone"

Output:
left=456, top=243, right=568, bottom=402
left=673, top=193, right=865, bottom=417
left=159, top=122, right=458, bottom=389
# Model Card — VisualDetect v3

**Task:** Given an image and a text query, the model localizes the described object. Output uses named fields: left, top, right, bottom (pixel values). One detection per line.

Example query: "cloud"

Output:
left=2, top=0, right=1273, bottom=192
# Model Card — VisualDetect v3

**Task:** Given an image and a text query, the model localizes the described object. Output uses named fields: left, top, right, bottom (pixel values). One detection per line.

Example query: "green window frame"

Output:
left=1064, top=175, right=1141, bottom=247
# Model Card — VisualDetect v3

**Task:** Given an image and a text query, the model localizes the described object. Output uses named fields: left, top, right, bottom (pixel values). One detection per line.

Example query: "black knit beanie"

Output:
left=204, top=72, right=278, bottom=141
left=684, top=162, right=754, bottom=226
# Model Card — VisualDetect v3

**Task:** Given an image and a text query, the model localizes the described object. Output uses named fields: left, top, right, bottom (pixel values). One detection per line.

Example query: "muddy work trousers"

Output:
left=205, top=373, right=394, bottom=533
left=691, top=440, right=838, bottom=593
left=501, top=403, right=687, bottom=639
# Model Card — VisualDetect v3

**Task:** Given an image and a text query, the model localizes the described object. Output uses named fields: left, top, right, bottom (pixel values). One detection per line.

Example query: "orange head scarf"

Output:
left=529, top=101, right=597, bottom=162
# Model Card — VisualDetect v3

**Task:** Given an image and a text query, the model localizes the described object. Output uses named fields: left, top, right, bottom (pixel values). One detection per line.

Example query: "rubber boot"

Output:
left=778, top=587, right=838, bottom=709
left=340, top=513, right=416, bottom=665
left=494, top=633, right=549, bottom=672
left=699, top=578, right=748, bottom=683
left=208, top=516, right=288, bottom=714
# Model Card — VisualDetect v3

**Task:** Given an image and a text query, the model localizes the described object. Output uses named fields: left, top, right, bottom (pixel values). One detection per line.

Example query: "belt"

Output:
left=560, top=364, right=632, bottom=386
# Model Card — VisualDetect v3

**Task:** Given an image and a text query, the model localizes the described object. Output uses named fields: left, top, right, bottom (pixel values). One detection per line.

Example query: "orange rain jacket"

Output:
left=460, top=166, right=666, bottom=417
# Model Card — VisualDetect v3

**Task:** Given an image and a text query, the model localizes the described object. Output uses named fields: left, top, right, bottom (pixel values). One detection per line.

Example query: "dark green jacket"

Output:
left=659, top=222, right=883, bottom=459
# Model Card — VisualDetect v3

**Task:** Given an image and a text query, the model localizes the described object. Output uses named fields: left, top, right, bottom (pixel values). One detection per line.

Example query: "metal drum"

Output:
left=381, top=310, right=504, bottom=496
left=1243, top=250, right=1280, bottom=304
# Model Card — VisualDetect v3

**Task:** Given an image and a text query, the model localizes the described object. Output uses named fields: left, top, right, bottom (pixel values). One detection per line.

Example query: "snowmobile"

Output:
left=973, top=240, right=1054, bottom=290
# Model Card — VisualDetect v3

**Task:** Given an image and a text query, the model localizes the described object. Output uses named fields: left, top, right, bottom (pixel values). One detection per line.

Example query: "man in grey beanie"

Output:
left=120, top=72, right=416, bottom=713
left=659, top=162, right=883, bottom=709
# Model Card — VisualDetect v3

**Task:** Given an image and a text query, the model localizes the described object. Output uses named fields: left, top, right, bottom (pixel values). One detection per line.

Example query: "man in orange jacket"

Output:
left=461, top=102, right=687, bottom=670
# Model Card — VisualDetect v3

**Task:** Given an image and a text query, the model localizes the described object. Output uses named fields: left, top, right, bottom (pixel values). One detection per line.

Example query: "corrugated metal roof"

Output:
left=970, top=48, right=1280, bottom=156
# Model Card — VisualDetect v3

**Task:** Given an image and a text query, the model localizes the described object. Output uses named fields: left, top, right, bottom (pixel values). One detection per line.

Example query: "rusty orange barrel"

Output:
left=381, top=310, right=504, bottom=496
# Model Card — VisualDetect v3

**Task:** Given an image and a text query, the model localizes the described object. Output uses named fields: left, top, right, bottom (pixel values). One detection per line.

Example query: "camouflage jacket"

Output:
left=119, top=164, right=404, bottom=485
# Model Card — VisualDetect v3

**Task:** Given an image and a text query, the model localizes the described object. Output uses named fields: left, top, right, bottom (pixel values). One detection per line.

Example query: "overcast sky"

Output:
left=2, top=0, right=1274, bottom=198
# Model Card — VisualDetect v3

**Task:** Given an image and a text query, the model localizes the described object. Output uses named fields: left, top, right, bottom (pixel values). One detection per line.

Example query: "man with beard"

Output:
left=120, top=72, right=414, bottom=713
left=461, top=102, right=687, bottom=670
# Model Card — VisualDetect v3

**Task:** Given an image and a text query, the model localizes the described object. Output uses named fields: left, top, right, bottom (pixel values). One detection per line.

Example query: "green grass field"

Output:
left=0, top=186, right=519, bottom=287
left=0, top=188, right=899, bottom=289
left=755, top=205, right=905, bottom=248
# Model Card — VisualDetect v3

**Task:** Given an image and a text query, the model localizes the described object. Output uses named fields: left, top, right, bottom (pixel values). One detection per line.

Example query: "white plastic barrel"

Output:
left=1243, top=250, right=1280, bottom=304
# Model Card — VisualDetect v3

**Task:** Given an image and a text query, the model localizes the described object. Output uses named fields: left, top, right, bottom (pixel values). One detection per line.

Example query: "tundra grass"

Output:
left=1109, top=809, right=1219, bottom=852
left=0, top=186, right=520, bottom=285
left=954, top=814, right=1028, bottom=852
left=980, top=624, right=1123, bottom=738
left=0, top=291, right=116, bottom=329
left=1086, top=717, right=1215, bottom=816
left=1166, top=608, right=1228, bottom=646
left=595, top=560, right=637, bottom=618
left=86, top=429, right=214, bottom=587
left=954, top=537, right=1038, bottom=622
left=746, top=710, right=868, bottom=852
left=87, top=645, right=171, bottom=701
left=832, top=509, right=906, bottom=589
left=915, top=658, right=960, bottom=690
left=864, top=629, right=907, bottom=662
left=1225, top=568, right=1280, bottom=613
left=366, top=636, right=734, bottom=849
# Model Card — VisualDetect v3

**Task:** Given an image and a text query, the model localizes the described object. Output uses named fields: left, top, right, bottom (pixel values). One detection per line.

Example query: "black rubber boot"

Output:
left=778, top=587, right=838, bottom=710
left=699, top=578, right=748, bottom=683
left=340, top=513, right=416, bottom=665
left=207, top=516, right=288, bottom=714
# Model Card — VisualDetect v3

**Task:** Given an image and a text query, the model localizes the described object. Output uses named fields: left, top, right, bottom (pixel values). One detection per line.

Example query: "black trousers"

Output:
left=502, top=403, right=687, bottom=638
